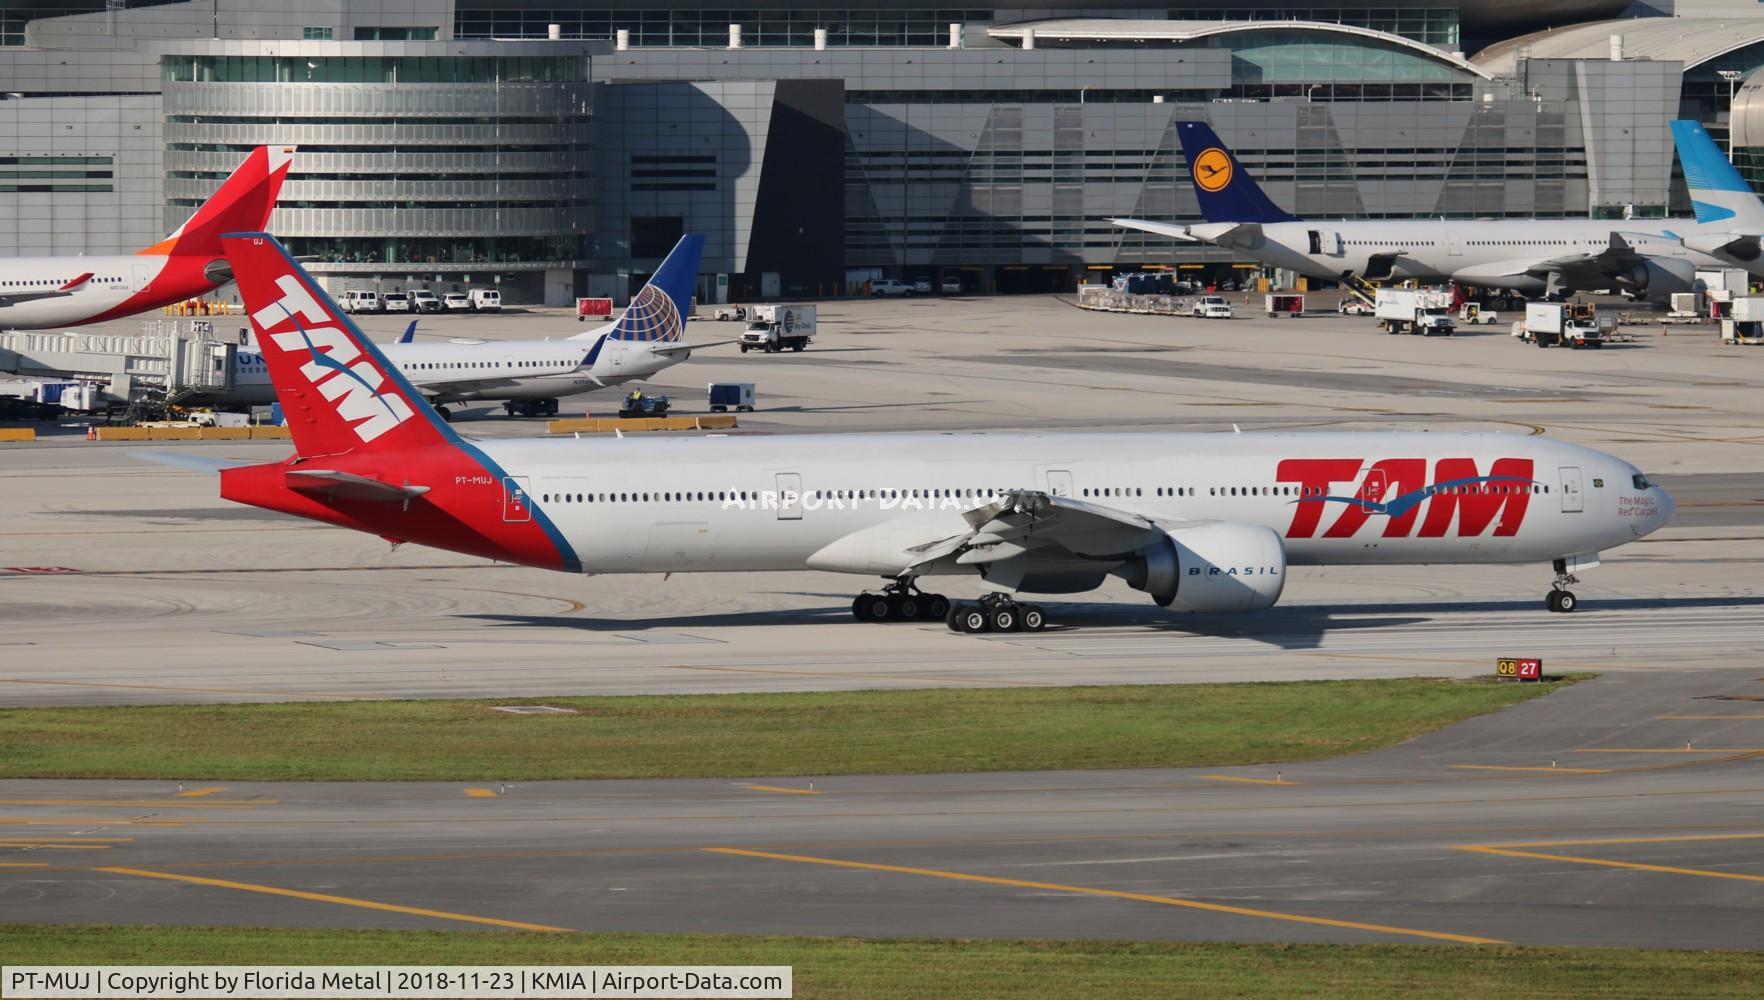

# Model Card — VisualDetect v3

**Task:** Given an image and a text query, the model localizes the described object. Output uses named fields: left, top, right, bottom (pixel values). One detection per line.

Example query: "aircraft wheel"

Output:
left=922, top=594, right=951, bottom=621
left=957, top=606, right=989, bottom=633
left=988, top=605, right=1020, bottom=633
left=1020, top=605, right=1046, bottom=631
left=1547, top=589, right=1578, bottom=614
left=859, top=594, right=893, bottom=622
left=893, top=595, right=920, bottom=621
left=946, top=602, right=967, bottom=630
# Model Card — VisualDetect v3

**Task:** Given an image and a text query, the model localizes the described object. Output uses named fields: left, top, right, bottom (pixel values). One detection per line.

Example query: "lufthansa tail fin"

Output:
left=608, top=234, right=704, bottom=343
left=221, top=232, right=454, bottom=459
left=1175, top=121, right=1299, bottom=224
left=143, top=147, right=296, bottom=258
left=1670, top=120, right=1764, bottom=228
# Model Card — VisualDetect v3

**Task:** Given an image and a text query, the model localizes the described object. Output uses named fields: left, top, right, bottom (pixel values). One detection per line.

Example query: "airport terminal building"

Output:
left=7, top=0, right=1764, bottom=302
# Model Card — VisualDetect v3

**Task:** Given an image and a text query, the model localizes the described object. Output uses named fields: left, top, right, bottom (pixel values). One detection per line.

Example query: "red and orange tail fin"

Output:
left=141, top=146, right=296, bottom=258
left=222, top=232, right=453, bottom=459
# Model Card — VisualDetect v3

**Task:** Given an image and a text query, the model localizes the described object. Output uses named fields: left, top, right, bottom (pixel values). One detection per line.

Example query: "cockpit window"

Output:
left=1632, top=473, right=1653, bottom=490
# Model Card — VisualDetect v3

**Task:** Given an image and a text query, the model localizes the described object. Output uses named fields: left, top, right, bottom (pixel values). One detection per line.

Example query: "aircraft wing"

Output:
left=808, top=489, right=1191, bottom=579
left=285, top=469, right=431, bottom=503
left=1108, top=218, right=1201, bottom=243
left=0, top=290, right=75, bottom=307
left=1681, top=231, right=1762, bottom=261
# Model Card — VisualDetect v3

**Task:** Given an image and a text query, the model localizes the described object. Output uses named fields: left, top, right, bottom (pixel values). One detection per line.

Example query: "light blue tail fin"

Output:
left=610, top=234, right=704, bottom=343
left=1671, top=120, right=1764, bottom=227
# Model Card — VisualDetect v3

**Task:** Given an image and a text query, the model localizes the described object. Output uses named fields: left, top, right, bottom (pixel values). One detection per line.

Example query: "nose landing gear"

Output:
left=947, top=594, right=1046, bottom=633
left=1546, top=558, right=1579, bottom=613
left=850, top=578, right=951, bottom=623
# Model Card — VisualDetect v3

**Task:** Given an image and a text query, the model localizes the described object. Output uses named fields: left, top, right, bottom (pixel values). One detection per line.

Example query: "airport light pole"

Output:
left=1720, top=70, right=1745, bottom=156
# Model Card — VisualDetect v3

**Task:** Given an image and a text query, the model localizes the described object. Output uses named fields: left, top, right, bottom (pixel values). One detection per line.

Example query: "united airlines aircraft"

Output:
left=0, top=146, right=295, bottom=330
left=1113, top=121, right=1764, bottom=301
left=190, top=232, right=1674, bottom=632
left=206, top=235, right=708, bottom=419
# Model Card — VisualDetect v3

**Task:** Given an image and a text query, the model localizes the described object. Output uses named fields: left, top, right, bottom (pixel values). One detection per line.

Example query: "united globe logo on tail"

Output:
left=611, top=283, right=683, bottom=343
left=249, top=272, right=414, bottom=443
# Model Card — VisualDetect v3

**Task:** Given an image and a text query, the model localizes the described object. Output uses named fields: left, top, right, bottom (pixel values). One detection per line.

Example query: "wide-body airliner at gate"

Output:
left=203, top=233, right=1675, bottom=632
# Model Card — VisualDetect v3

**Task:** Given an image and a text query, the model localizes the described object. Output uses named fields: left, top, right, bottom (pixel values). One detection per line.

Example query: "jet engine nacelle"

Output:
left=1617, top=256, right=1696, bottom=299
left=1115, top=522, right=1286, bottom=613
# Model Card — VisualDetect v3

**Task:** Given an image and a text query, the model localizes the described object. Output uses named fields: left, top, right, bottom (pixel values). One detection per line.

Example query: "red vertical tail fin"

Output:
left=143, top=146, right=296, bottom=258
left=222, top=232, right=453, bottom=458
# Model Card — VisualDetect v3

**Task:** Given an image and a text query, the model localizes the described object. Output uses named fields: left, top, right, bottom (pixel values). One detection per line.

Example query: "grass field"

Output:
left=1, top=925, right=1758, bottom=998
left=0, top=678, right=1562, bottom=781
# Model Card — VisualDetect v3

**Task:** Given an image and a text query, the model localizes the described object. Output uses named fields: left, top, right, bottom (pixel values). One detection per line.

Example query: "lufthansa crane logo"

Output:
left=1192, top=147, right=1233, bottom=193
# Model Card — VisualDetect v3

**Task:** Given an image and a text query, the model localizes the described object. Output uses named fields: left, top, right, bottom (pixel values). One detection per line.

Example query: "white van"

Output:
left=341, top=290, right=381, bottom=313
left=469, top=288, right=502, bottom=312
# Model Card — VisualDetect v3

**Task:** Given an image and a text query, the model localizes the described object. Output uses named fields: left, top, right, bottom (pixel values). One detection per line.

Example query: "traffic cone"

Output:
left=85, top=426, right=95, bottom=441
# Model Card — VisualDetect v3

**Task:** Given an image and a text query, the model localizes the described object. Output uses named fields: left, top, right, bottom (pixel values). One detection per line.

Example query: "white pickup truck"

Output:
left=1191, top=296, right=1233, bottom=319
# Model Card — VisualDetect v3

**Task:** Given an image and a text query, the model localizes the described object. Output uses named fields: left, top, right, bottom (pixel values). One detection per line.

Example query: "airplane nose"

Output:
left=1654, top=486, right=1676, bottom=530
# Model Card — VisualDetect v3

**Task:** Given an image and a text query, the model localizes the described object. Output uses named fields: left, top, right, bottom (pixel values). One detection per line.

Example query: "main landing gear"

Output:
left=1546, top=558, right=1579, bottom=613
left=851, top=579, right=951, bottom=623
left=946, top=593, right=1046, bottom=634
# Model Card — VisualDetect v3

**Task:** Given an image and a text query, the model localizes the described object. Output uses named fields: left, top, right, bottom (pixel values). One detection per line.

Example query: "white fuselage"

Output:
left=0, top=255, right=187, bottom=330
left=477, top=430, right=1672, bottom=577
left=1202, top=218, right=1735, bottom=296
left=214, top=330, right=682, bottom=407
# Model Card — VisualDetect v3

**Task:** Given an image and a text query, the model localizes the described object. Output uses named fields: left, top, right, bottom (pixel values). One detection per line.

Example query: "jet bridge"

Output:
left=0, top=319, right=243, bottom=406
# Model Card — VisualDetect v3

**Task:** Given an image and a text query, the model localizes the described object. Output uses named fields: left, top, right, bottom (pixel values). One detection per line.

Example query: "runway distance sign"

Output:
left=1496, top=657, right=1543, bottom=682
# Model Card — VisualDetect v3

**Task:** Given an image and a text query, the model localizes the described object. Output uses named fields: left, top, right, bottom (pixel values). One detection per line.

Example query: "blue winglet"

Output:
left=398, top=320, right=418, bottom=344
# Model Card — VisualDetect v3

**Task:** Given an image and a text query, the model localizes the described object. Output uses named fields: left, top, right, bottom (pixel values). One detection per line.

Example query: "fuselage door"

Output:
left=1307, top=229, right=1322, bottom=255
left=503, top=476, right=532, bottom=523
left=131, top=261, right=156, bottom=293
left=1360, top=467, right=1388, bottom=511
left=1046, top=469, right=1074, bottom=497
left=1559, top=466, right=1584, bottom=513
left=1447, top=231, right=1463, bottom=257
left=776, top=472, right=803, bottom=520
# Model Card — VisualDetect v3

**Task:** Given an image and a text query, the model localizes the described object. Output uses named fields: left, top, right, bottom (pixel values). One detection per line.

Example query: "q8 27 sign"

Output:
left=1496, top=657, right=1543, bottom=682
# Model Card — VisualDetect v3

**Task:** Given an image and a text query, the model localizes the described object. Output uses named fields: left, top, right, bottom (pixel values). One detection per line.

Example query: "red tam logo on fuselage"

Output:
left=1278, top=458, right=1535, bottom=540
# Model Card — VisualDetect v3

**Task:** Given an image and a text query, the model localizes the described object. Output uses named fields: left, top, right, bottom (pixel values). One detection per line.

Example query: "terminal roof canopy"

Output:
left=985, top=19, right=1492, bottom=80
left=1473, top=17, right=1764, bottom=75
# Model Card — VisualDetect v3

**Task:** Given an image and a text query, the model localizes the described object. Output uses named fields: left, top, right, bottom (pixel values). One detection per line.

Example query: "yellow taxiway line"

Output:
left=1446, top=772, right=1615, bottom=779
left=1455, top=832, right=1764, bottom=884
left=703, top=847, right=1505, bottom=945
left=740, top=784, right=823, bottom=795
left=1197, top=775, right=1294, bottom=786
left=175, top=787, right=227, bottom=798
left=96, top=867, right=571, bottom=932
left=463, top=788, right=499, bottom=798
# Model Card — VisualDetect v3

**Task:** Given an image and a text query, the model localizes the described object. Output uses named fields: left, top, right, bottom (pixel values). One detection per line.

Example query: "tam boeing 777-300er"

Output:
left=0, top=145, right=296, bottom=330
left=186, top=232, right=1675, bottom=632
left=208, top=233, right=710, bottom=419
left=1112, top=120, right=1764, bottom=302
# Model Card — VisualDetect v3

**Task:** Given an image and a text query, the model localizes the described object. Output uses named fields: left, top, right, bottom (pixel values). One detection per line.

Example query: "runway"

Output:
left=2, top=668, right=1761, bottom=947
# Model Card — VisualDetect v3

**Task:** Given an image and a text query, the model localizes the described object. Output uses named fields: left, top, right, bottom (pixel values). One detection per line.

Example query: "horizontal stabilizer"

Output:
left=1108, top=218, right=1199, bottom=242
left=286, top=468, right=431, bottom=502
left=650, top=338, right=738, bottom=356
left=127, top=450, right=253, bottom=474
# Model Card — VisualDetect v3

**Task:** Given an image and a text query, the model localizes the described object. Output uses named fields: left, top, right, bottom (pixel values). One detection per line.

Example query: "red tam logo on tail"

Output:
left=251, top=273, right=414, bottom=443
